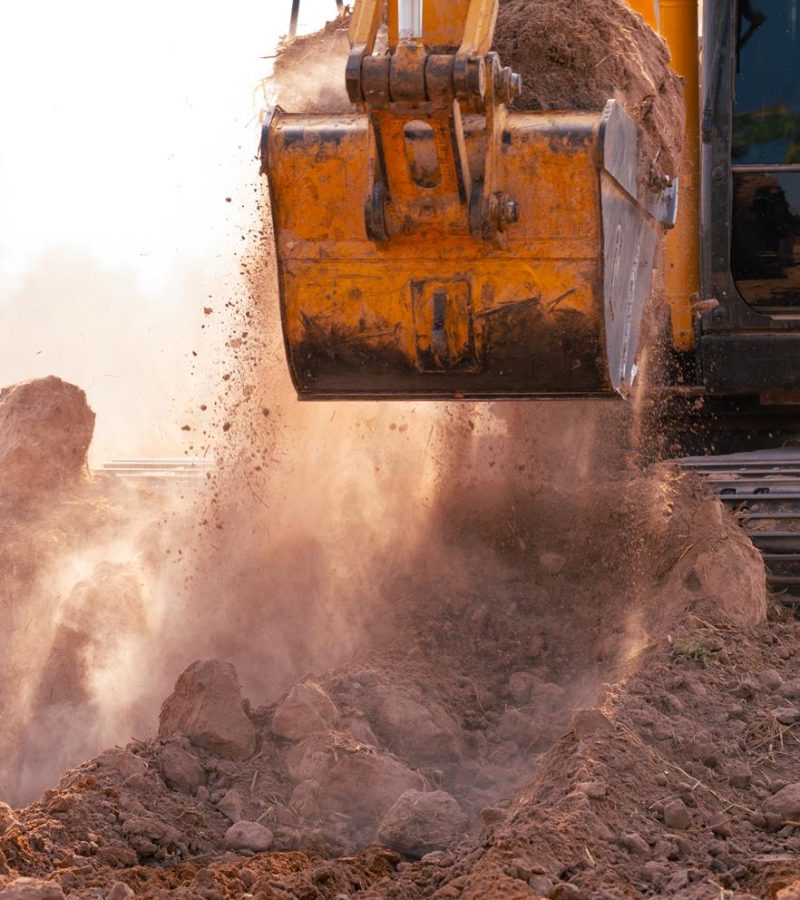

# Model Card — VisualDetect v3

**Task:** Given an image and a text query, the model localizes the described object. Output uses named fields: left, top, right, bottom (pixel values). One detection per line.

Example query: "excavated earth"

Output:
left=494, top=0, right=685, bottom=182
left=5, top=377, right=800, bottom=898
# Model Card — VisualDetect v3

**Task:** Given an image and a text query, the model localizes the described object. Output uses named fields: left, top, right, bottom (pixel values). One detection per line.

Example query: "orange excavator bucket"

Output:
left=262, top=0, right=677, bottom=400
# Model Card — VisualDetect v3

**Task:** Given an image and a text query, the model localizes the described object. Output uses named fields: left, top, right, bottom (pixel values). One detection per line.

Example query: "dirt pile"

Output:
left=265, top=1, right=684, bottom=186
left=0, top=377, right=94, bottom=500
left=494, top=0, right=685, bottom=181
left=361, top=604, right=800, bottom=899
left=5, top=460, right=798, bottom=898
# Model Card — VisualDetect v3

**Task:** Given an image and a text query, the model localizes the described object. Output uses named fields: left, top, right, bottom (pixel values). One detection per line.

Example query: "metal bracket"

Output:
left=347, top=0, right=520, bottom=244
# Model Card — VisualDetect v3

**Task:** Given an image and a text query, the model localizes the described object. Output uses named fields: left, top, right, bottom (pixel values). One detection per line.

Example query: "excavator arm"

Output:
left=262, top=0, right=677, bottom=399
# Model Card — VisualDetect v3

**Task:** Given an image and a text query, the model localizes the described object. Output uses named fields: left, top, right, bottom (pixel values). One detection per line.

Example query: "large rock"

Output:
left=158, top=660, right=256, bottom=760
left=271, top=680, right=338, bottom=741
left=369, top=686, right=462, bottom=764
left=289, top=779, right=321, bottom=819
left=0, top=377, right=94, bottom=499
left=217, top=788, right=244, bottom=823
left=378, top=790, right=468, bottom=858
left=224, top=821, right=273, bottom=852
left=571, top=708, right=615, bottom=742
left=95, top=749, right=149, bottom=780
left=0, top=878, right=66, bottom=899
left=317, top=748, right=427, bottom=822
left=285, top=731, right=345, bottom=784
left=285, top=730, right=426, bottom=823
left=157, top=742, right=206, bottom=795
left=33, top=564, right=147, bottom=712
left=660, top=498, right=767, bottom=627
left=764, top=782, right=800, bottom=823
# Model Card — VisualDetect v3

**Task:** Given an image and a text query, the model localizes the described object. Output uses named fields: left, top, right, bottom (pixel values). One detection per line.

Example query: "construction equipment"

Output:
left=263, top=0, right=800, bottom=406
left=263, top=0, right=678, bottom=399
left=681, top=450, right=800, bottom=604
left=263, top=0, right=800, bottom=592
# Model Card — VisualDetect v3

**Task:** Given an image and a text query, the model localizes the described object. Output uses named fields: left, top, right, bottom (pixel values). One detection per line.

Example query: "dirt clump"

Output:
left=0, top=376, right=94, bottom=501
left=270, top=680, right=339, bottom=741
left=651, top=493, right=768, bottom=629
left=158, top=660, right=256, bottom=761
left=494, top=0, right=685, bottom=182
left=378, top=790, right=468, bottom=858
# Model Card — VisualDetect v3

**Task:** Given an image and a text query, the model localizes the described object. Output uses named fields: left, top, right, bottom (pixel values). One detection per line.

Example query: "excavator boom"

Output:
left=262, top=0, right=676, bottom=399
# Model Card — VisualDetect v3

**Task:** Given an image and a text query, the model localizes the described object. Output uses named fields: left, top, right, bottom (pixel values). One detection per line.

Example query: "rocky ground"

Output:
left=4, top=374, right=800, bottom=899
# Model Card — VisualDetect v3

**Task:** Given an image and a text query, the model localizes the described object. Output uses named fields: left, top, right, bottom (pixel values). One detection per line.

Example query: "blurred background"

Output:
left=0, top=0, right=338, bottom=462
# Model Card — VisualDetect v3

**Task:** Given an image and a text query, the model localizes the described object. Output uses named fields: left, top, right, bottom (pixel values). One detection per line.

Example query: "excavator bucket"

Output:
left=262, top=0, right=676, bottom=400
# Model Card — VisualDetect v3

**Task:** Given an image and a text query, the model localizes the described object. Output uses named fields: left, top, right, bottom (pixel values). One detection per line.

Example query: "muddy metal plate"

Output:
left=264, top=102, right=661, bottom=399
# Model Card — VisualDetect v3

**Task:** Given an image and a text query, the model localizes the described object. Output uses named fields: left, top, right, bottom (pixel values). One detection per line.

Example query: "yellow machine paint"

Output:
left=627, top=0, right=700, bottom=351
left=262, top=0, right=680, bottom=399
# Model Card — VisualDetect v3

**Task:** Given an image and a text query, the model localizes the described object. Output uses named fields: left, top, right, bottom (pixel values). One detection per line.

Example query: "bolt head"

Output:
left=502, top=198, right=519, bottom=224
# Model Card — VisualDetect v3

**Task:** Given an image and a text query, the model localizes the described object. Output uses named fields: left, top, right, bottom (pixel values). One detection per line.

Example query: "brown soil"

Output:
left=494, top=0, right=685, bottom=183
left=6, top=443, right=800, bottom=898
left=0, top=9, right=788, bottom=900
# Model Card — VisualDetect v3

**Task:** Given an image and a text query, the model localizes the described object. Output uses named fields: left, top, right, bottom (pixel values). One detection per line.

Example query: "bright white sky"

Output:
left=0, top=0, right=336, bottom=288
left=0, top=0, right=337, bottom=458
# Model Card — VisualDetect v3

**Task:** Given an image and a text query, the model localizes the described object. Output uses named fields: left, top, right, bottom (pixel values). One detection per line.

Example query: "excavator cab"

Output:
left=262, top=0, right=677, bottom=400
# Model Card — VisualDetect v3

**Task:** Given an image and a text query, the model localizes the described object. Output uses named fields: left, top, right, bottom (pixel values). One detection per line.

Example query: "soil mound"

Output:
left=1, top=461, right=787, bottom=897
left=0, top=377, right=94, bottom=500
left=494, top=0, right=685, bottom=180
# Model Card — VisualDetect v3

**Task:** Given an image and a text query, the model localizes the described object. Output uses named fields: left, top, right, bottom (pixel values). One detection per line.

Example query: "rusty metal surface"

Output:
left=264, top=98, right=664, bottom=399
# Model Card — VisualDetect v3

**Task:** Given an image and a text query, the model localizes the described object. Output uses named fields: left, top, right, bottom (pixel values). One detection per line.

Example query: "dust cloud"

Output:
left=161, top=221, right=641, bottom=697
left=0, top=222, right=641, bottom=809
left=264, top=14, right=354, bottom=113
left=0, top=5, right=677, bottom=815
